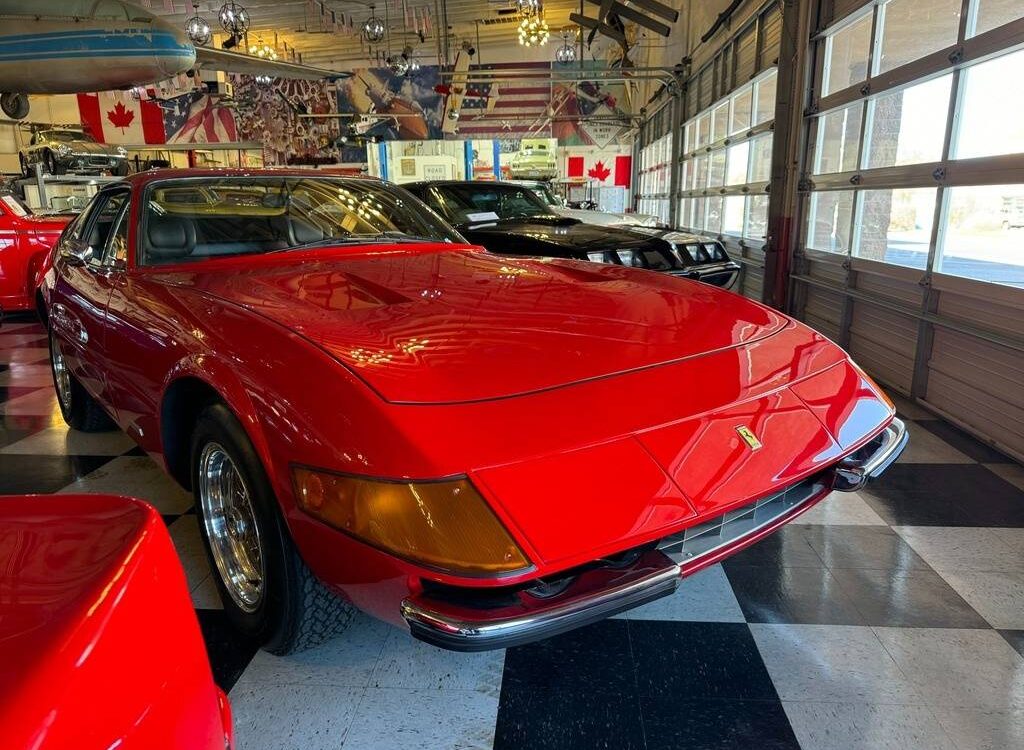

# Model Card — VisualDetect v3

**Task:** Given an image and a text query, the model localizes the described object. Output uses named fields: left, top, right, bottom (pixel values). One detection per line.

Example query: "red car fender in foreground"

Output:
left=0, top=196, right=70, bottom=313
left=0, top=495, right=233, bottom=750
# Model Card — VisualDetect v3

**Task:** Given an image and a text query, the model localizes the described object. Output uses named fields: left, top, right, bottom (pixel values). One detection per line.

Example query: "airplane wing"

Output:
left=194, top=47, right=348, bottom=80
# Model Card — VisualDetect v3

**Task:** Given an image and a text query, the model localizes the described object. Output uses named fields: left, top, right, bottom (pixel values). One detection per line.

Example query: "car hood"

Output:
left=161, top=245, right=788, bottom=404
left=463, top=218, right=662, bottom=253
left=551, top=206, right=661, bottom=228
left=66, top=140, right=114, bottom=155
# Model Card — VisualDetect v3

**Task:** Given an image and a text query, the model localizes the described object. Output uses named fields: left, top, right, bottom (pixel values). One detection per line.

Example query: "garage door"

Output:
left=792, top=0, right=1024, bottom=460
left=676, top=0, right=784, bottom=301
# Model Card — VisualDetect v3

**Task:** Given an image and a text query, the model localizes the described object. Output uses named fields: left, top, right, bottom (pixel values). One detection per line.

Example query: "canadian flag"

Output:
left=77, top=92, right=166, bottom=144
left=566, top=153, right=632, bottom=188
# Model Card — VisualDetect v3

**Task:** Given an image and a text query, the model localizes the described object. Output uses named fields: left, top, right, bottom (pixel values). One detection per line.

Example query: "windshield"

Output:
left=526, top=185, right=561, bottom=207
left=431, top=183, right=557, bottom=225
left=46, top=130, right=91, bottom=143
left=139, top=176, right=463, bottom=266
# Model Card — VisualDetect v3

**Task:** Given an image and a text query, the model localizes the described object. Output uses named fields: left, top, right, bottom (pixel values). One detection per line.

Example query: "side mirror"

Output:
left=62, top=240, right=94, bottom=266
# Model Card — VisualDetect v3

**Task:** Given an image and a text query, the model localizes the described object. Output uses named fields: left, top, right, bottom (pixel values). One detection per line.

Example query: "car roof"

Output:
left=403, top=180, right=543, bottom=190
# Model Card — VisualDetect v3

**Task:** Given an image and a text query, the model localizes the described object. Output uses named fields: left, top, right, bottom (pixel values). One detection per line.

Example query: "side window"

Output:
left=102, top=202, right=130, bottom=267
left=83, top=191, right=130, bottom=268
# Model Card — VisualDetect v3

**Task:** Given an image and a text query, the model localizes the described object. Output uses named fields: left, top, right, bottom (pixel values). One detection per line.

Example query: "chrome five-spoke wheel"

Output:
left=198, top=442, right=265, bottom=613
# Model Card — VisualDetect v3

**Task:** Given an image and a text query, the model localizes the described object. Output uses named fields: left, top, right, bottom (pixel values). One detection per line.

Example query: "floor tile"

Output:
left=792, top=491, right=888, bottom=526
left=624, top=563, right=746, bottom=622
left=915, top=419, right=1013, bottom=464
left=0, top=453, right=113, bottom=493
left=939, top=570, right=1024, bottom=629
left=0, top=424, right=45, bottom=450
left=57, top=455, right=194, bottom=514
left=863, top=465, right=1024, bottom=527
left=723, top=564, right=866, bottom=625
left=874, top=627, right=1024, bottom=709
left=985, top=463, right=1024, bottom=492
left=935, top=706, right=1024, bottom=750
left=800, top=525, right=930, bottom=571
left=501, top=619, right=633, bottom=693
left=831, top=568, right=989, bottom=628
left=0, top=385, right=46, bottom=403
left=166, top=515, right=213, bottom=591
left=751, top=624, right=924, bottom=705
left=720, top=525, right=825, bottom=568
left=1, top=425, right=134, bottom=455
left=371, top=628, right=505, bottom=693
left=233, top=614, right=389, bottom=689
left=0, top=364, right=54, bottom=388
left=0, top=347, right=48, bottom=365
left=0, top=333, right=47, bottom=348
left=494, top=687, right=644, bottom=750
left=190, top=573, right=223, bottom=610
left=196, top=609, right=261, bottom=691
left=897, top=421, right=974, bottom=464
left=630, top=621, right=780, bottom=701
left=230, top=682, right=362, bottom=750
left=999, top=630, right=1024, bottom=658
left=892, top=527, right=1024, bottom=573
left=345, top=687, right=498, bottom=750
left=783, top=701, right=957, bottom=750
left=0, top=387, right=59, bottom=415
left=643, top=696, right=800, bottom=750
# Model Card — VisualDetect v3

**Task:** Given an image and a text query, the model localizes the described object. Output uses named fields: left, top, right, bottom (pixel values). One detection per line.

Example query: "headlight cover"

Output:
left=293, top=467, right=531, bottom=576
left=54, top=144, right=72, bottom=157
left=116, top=146, right=128, bottom=157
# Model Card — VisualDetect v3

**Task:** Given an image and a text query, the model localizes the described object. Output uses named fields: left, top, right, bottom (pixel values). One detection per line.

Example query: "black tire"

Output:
left=49, top=328, right=115, bottom=432
left=190, top=403, right=354, bottom=654
left=44, top=150, right=67, bottom=176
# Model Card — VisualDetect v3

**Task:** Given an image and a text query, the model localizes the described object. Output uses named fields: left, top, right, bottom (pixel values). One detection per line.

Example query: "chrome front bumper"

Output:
left=833, top=417, right=908, bottom=491
left=402, top=418, right=907, bottom=651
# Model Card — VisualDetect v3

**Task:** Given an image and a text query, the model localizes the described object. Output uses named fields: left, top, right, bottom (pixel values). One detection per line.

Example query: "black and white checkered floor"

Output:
left=3, top=316, right=1023, bottom=750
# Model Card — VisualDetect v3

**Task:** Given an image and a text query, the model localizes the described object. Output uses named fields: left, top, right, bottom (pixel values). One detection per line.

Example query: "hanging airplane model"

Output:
left=0, top=0, right=346, bottom=120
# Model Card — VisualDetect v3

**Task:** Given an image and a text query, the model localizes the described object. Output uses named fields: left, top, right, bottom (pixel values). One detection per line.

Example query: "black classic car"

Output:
left=403, top=180, right=740, bottom=288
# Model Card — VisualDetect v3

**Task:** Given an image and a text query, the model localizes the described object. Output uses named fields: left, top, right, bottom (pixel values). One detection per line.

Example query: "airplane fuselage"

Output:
left=0, top=0, right=195, bottom=95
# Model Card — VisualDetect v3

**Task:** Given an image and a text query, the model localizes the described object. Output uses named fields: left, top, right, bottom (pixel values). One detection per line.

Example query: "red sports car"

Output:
left=39, top=170, right=907, bottom=653
left=0, top=192, right=71, bottom=314
left=0, top=494, right=233, bottom=749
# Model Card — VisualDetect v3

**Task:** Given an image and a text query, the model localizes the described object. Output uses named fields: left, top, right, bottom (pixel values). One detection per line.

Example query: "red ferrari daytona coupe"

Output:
left=40, top=170, right=907, bottom=653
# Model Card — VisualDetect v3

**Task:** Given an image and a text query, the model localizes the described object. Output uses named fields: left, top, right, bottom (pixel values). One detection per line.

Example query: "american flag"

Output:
left=458, top=62, right=554, bottom=137
left=164, top=92, right=238, bottom=144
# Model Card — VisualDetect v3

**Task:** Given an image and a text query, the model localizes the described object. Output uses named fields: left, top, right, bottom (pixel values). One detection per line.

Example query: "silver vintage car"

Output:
left=20, top=129, right=129, bottom=176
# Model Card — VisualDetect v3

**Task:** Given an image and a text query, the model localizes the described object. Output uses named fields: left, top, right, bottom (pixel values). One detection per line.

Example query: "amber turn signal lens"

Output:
left=292, top=468, right=531, bottom=576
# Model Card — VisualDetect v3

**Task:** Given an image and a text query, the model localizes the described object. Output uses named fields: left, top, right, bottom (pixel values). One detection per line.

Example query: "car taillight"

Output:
left=293, top=467, right=531, bottom=576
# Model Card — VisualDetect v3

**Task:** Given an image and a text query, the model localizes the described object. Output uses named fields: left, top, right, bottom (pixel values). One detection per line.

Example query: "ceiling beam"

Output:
left=569, top=12, right=626, bottom=44
left=583, top=0, right=671, bottom=36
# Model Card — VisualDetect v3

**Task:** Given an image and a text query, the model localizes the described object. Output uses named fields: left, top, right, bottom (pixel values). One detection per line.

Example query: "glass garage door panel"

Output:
left=855, top=188, right=937, bottom=269
left=877, top=0, right=962, bottom=74
left=864, top=75, right=951, bottom=169
left=938, top=184, right=1024, bottom=287
left=954, top=49, right=1024, bottom=160
left=823, top=11, right=872, bottom=96
left=970, top=0, right=1024, bottom=38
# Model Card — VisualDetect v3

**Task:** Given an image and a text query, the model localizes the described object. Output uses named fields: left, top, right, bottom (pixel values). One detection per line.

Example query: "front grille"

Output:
left=657, top=474, right=829, bottom=564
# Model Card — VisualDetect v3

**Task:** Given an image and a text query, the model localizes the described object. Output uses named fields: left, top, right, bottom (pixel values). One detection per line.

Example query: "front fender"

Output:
left=161, top=354, right=275, bottom=486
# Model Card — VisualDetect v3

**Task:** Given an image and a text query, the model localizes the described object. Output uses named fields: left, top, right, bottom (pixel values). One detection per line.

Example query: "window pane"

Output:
left=865, top=74, right=951, bottom=169
left=680, top=160, right=690, bottom=193
left=814, top=102, right=863, bottom=174
left=955, top=49, right=1024, bottom=159
left=684, top=122, right=694, bottom=153
left=706, top=196, right=724, bottom=234
left=807, top=190, right=855, bottom=253
left=723, top=196, right=745, bottom=236
left=749, top=135, right=773, bottom=183
left=745, top=194, right=769, bottom=241
left=877, top=0, right=961, bottom=74
left=693, top=197, right=706, bottom=230
left=823, top=12, right=872, bottom=96
left=708, top=151, right=727, bottom=188
left=692, top=154, right=709, bottom=189
left=711, top=102, right=729, bottom=143
left=678, top=198, right=692, bottom=228
left=696, top=114, right=711, bottom=149
left=753, top=70, right=777, bottom=125
left=971, top=0, right=1024, bottom=37
left=730, top=87, right=753, bottom=135
left=938, top=184, right=1024, bottom=287
left=856, top=188, right=936, bottom=268
left=726, top=142, right=750, bottom=185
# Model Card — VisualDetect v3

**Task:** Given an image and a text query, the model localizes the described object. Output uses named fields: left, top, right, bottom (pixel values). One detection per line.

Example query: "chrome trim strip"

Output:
left=401, top=559, right=680, bottom=651
left=834, top=417, right=909, bottom=491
